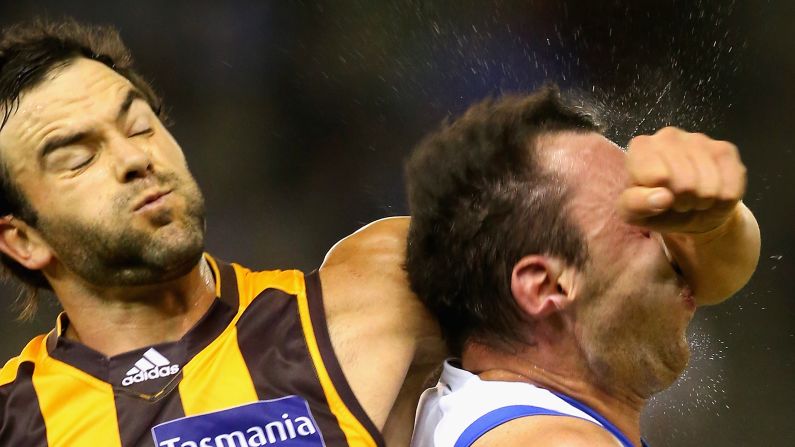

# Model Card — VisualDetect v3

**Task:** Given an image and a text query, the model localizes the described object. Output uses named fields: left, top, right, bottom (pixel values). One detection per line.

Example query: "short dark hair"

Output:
left=0, top=18, right=164, bottom=319
left=405, top=86, right=600, bottom=355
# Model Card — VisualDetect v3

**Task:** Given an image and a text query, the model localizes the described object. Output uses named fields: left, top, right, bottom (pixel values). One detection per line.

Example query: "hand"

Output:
left=617, top=127, right=747, bottom=234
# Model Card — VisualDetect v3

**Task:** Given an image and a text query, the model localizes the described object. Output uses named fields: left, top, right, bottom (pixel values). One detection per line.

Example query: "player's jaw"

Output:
left=573, top=243, right=693, bottom=399
left=35, top=170, right=207, bottom=289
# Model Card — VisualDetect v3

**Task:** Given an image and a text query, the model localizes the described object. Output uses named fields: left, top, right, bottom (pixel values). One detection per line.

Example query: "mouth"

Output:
left=667, top=259, right=696, bottom=311
left=133, top=189, right=173, bottom=212
left=680, top=285, right=696, bottom=311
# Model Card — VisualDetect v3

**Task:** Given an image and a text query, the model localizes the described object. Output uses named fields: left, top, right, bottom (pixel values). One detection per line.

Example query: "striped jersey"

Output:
left=0, top=255, right=384, bottom=447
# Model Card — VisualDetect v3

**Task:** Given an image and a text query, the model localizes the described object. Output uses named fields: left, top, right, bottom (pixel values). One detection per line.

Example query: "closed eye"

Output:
left=127, top=113, right=153, bottom=138
left=43, top=145, right=97, bottom=172
left=129, top=128, right=153, bottom=138
left=70, top=154, right=95, bottom=170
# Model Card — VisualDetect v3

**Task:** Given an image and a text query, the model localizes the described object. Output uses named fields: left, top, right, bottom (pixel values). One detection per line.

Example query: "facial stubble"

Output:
left=576, top=266, right=692, bottom=399
left=35, top=172, right=206, bottom=287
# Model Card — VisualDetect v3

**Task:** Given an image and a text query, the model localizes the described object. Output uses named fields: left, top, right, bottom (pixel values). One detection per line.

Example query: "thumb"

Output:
left=618, top=187, right=674, bottom=221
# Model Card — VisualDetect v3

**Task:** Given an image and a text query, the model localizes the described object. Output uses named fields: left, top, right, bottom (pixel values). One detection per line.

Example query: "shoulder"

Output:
left=471, top=416, right=620, bottom=447
left=318, top=216, right=420, bottom=321
left=315, top=217, right=445, bottom=430
left=320, top=216, right=409, bottom=276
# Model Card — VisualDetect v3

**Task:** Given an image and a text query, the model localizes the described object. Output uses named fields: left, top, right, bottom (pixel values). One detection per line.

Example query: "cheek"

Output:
left=152, top=129, right=189, bottom=168
left=39, top=173, right=120, bottom=222
left=589, top=225, right=643, bottom=266
left=590, top=235, right=673, bottom=301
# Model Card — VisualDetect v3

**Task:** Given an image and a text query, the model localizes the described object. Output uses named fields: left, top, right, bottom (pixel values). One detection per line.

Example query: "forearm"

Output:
left=663, top=202, right=761, bottom=305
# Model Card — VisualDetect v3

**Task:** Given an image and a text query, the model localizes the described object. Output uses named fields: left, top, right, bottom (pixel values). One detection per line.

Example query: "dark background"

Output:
left=1, top=1, right=792, bottom=445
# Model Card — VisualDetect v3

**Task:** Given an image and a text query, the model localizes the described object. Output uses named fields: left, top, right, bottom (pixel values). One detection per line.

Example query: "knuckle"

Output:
left=704, top=183, right=721, bottom=198
left=717, top=192, right=741, bottom=203
left=628, top=134, right=651, bottom=149
left=636, top=163, right=669, bottom=185
left=681, top=131, right=708, bottom=143
left=737, top=164, right=748, bottom=179
left=712, top=141, right=740, bottom=158
left=656, top=126, right=680, bottom=136
left=684, top=133, right=716, bottom=153
left=643, top=174, right=669, bottom=188
left=722, top=158, right=747, bottom=181
left=668, top=176, right=696, bottom=194
left=672, top=183, right=697, bottom=196
left=695, top=179, right=720, bottom=198
left=718, top=183, right=745, bottom=201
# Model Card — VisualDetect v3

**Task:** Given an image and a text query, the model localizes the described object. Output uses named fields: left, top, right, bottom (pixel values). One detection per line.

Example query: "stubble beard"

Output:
left=582, top=323, right=690, bottom=399
left=576, top=275, right=692, bottom=400
left=35, top=173, right=207, bottom=288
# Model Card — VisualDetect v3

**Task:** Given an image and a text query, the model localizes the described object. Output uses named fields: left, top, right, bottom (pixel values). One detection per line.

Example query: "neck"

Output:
left=52, top=258, right=216, bottom=357
left=463, top=340, right=646, bottom=447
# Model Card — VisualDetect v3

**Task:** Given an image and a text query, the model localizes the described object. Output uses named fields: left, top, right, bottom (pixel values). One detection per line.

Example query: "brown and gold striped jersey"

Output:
left=0, top=255, right=384, bottom=447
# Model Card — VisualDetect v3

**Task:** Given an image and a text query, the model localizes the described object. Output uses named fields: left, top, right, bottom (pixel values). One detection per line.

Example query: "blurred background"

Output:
left=0, top=1, right=792, bottom=445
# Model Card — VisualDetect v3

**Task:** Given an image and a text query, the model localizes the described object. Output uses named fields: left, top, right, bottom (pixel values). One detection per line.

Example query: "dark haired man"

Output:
left=0, top=20, right=442, bottom=446
left=406, top=89, right=760, bottom=446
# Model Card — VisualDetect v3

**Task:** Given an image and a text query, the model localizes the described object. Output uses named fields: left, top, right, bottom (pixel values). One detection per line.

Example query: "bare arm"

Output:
left=319, top=217, right=445, bottom=439
left=663, top=202, right=760, bottom=305
left=618, top=127, right=761, bottom=305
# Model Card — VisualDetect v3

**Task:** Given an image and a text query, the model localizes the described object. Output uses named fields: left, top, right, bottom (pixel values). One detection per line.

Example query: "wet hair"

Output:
left=405, top=86, right=600, bottom=355
left=0, top=18, right=164, bottom=319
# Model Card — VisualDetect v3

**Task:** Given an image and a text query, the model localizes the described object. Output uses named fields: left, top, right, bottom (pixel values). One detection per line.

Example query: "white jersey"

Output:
left=411, top=360, right=643, bottom=447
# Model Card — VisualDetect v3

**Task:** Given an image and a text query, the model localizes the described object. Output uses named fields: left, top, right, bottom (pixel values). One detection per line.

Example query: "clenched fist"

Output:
left=618, top=127, right=747, bottom=235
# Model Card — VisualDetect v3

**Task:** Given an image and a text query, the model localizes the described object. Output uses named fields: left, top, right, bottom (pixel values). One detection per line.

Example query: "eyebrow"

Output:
left=116, top=89, right=146, bottom=122
left=38, top=89, right=147, bottom=158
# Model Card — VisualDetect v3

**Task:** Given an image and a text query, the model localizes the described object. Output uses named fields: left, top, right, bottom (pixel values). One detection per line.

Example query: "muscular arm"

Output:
left=618, top=127, right=761, bottom=305
left=319, top=217, right=446, bottom=443
left=663, top=202, right=760, bottom=305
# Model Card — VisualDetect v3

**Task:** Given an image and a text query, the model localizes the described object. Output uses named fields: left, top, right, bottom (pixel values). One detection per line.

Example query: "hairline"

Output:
left=0, top=56, right=153, bottom=209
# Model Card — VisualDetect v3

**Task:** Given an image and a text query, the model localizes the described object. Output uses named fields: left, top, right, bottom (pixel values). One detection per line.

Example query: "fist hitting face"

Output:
left=618, top=127, right=747, bottom=235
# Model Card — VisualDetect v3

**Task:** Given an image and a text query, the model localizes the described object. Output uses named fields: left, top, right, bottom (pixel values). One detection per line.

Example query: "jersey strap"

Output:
left=453, top=405, right=570, bottom=447
left=553, top=392, right=650, bottom=447
left=453, top=398, right=651, bottom=447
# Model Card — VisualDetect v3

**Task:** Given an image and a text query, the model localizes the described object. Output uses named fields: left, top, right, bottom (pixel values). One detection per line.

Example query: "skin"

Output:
left=319, top=217, right=445, bottom=444
left=0, top=58, right=212, bottom=351
left=0, top=58, right=443, bottom=444
left=465, top=130, right=760, bottom=447
left=619, top=128, right=759, bottom=305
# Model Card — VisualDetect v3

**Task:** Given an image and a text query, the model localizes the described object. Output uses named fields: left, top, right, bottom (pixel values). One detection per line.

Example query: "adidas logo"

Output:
left=122, top=348, right=180, bottom=386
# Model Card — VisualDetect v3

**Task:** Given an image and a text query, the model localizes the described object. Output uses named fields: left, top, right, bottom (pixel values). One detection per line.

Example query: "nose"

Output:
left=110, top=134, right=153, bottom=182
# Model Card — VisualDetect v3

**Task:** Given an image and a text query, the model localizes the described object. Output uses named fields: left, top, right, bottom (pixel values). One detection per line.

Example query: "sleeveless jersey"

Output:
left=0, top=255, right=384, bottom=447
left=411, top=360, right=647, bottom=447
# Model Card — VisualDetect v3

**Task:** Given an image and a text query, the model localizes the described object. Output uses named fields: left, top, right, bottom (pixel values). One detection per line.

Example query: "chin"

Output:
left=108, top=225, right=206, bottom=286
left=646, top=340, right=692, bottom=395
left=148, top=232, right=206, bottom=280
left=588, top=336, right=692, bottom=399
left=160, top=246, right=205, bottom=280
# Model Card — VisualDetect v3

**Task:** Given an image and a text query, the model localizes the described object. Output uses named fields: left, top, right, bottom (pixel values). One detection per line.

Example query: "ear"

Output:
left=510, top=255, right=575, bottom=319
left=0, top=216, right=52, bottom=270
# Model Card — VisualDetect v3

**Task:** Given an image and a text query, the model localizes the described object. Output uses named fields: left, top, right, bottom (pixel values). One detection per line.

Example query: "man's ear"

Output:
left=0, top=216, right=52, bottom=270
left=511, top=255, right=575, bottom=319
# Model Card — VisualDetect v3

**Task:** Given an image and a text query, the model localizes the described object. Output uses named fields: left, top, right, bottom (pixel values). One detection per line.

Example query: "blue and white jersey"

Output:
left=411, top=360, right=646, bottom=447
